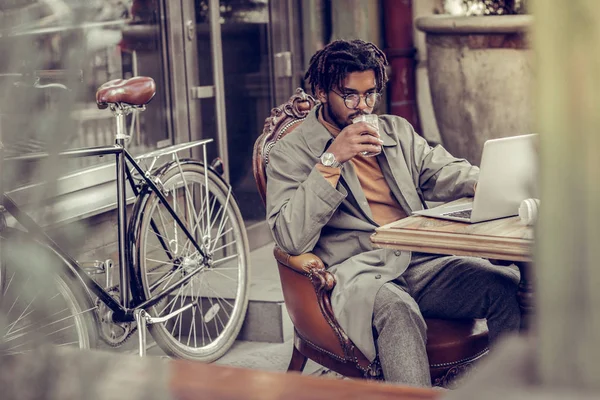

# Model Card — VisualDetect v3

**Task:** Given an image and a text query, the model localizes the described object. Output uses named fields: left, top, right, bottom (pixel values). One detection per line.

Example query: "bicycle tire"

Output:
left=130, top=161, right=250, bottom=361
left=0, top=227, right=98, bottom=356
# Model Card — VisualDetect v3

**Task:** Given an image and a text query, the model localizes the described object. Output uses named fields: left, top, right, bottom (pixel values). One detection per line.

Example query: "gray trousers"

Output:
left=373, top=253, right=521, bottom=387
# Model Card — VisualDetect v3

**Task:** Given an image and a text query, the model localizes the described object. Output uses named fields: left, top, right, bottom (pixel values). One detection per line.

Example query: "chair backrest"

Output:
left=253, top=88, right=317, bottom=204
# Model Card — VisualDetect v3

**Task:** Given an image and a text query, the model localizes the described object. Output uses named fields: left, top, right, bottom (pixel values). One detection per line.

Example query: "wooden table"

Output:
left=370, top=206, right=535, bottom=327
left=170, top=359, right=441, bottom=400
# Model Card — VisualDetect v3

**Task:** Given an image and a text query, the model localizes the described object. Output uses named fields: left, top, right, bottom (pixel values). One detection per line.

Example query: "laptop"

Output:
left=412, top=133, right=539, bottom=223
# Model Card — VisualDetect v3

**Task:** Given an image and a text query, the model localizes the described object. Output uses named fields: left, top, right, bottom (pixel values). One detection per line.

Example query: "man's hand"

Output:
left=327, top=122, right=384, bottom=164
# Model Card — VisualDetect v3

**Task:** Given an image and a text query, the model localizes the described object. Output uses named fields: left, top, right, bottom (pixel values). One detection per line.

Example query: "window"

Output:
left=0, top=0, right=172, bottom=219
left=1, top=0, right=171, bottom=196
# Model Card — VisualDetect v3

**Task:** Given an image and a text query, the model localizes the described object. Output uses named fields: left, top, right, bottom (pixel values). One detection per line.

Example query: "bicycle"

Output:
left=0, top=73, right=250, bottom=362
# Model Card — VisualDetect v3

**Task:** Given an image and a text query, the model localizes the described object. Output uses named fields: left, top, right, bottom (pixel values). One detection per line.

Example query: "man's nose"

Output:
left=356, top=95, right=370, bottom=111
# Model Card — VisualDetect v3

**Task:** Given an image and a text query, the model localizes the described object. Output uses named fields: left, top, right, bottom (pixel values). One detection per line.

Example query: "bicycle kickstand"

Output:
left=133, top=301, right=199, bottom=357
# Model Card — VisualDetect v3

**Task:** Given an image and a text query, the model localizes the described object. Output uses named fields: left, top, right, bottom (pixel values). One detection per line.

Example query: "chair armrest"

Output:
left=273, top=246, right=348, bottom=350
left=272, top=245, right=377, bottom=373
left=274, top=246, right=327, bottom=276
left=273, top=246, right=336, bottom=310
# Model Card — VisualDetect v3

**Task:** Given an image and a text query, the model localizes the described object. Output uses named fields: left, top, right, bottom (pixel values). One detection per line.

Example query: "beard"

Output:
left=326, top=102, right=368, bottom=129
left=325, top=102, right=348, bottom=129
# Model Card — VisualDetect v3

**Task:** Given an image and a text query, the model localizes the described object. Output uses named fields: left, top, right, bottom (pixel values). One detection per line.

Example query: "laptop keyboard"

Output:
left=441, top=209, right=472, bottom=219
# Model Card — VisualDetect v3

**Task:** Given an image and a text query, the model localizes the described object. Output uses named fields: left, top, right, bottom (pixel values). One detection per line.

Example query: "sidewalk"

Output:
left=99, top=242, right=328, bottom=376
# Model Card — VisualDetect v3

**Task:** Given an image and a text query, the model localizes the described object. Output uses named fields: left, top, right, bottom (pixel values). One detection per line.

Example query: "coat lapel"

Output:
left=378, top=125, right=425, bottom=213
left=304, top=108, right=334, bottom=158
left=304, top=108, right=376, bottom=223
left=340, top=162, right=375, bottom=222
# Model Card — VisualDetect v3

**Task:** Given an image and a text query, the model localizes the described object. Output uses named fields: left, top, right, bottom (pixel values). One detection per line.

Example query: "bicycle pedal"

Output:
left=80, top=260, right=107, bottom=275
left=136, top=300, right=199, bottom=326
left=80, top=259, right=114, bottom=288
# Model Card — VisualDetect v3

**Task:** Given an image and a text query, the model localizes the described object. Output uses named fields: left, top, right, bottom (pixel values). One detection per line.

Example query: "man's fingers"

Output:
left=347, top=121, right=379, bottom=137
left=359, top=133, right=384, bottom=145
left=359, top=144, right=382, bottom=154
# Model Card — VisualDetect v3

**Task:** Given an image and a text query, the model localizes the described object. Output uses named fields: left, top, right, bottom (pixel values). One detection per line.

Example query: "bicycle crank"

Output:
left=96, top=287, right=136, bottom=347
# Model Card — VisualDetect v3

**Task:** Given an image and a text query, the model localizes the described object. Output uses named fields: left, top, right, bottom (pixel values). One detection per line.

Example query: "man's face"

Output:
left=317, top=69, right=378, bottom=129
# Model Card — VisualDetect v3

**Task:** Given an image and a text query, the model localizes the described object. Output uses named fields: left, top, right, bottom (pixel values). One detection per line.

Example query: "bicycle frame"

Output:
left=1, top=137, right=215, bottom=323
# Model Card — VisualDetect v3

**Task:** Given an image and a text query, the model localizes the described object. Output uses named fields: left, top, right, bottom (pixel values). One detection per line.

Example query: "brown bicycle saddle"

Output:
left=96, top=76, right=156, bottom=109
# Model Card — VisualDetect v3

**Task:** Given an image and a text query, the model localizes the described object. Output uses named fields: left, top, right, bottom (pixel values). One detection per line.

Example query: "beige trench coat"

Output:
left=266, top=107, right=479, bottom=361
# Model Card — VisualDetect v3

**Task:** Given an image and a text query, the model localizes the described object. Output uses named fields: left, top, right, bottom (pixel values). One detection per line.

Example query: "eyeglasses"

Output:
left=331, top=89, right=381, bottom=109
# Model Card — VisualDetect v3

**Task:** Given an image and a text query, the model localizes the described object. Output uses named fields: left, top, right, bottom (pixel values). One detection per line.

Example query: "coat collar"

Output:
left=304, top=107, right=335, bottom=157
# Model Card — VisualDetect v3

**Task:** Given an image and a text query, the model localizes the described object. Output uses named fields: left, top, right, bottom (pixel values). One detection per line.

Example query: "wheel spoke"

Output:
left=5, top=274, right=32, bottom=317
left=4, top=298, right=36, bottom=336
left=195, top=277, right=235, bottom=312
left=148, top=268, right=180, bottom=293
left=2, top=271, right=15, bottom=296
left=152, top=266, right=184, bottom=293
left=3, top=304, right=94, bottom=346
left=2, top=309, right=85, bottom=352
left=177, top=182, right=210, bottom=245
left=202, top=306, right=214, bottom=344
left=203, top=294, right=225, bottom=336
left=189, top=306, right=197, bottom=348
left=3, top=340, right=80, bottom=356
left=156, top=204, right=175, bottom=252
left=211, top=253, right=239, bottom=268
left=191, top=279, right=201, bottom=348
left=205, top=195, right=218, bottom=238
left=210, top=188, right=232, bottom=254
left=145, top=259, right=180, bottom=268
left=183, top=183, right=202, bottom=241
left=5, top=323, right=75, bottom=351
left=174, top=162, right=203, bottom=240
left=211, top=227, right=234, bottom=250
left=202, top=288, right=235, bottom=311
left=206, top=266, right=239, bottom=281
left=157, top=284, right=185, bottom=316
left=147, top=229, right=174, bottom=246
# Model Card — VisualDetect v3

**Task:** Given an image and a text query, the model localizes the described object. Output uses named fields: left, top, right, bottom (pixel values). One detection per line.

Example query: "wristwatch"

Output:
left=320, top=152, right=342, bottom=168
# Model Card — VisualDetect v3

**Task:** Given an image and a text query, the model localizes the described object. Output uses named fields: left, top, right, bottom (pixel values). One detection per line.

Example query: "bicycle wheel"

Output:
left=131, top=162, right=250, bottom=361
left=0, top=228, right=97, bottom=356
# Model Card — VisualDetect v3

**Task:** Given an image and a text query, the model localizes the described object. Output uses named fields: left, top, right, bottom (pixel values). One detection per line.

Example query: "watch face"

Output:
left=321, top=152, right=335, bottom=166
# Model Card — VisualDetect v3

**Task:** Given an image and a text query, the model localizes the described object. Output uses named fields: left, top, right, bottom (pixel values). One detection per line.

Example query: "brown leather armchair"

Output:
left=252, top=88, right=489, bottom=387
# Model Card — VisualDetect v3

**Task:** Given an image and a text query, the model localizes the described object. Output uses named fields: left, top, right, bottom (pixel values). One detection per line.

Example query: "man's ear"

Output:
left=315, top=86, right=328, bottom=104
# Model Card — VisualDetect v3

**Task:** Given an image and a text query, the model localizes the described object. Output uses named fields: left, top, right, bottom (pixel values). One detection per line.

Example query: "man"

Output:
left=265, top=39, right=520, bottom=386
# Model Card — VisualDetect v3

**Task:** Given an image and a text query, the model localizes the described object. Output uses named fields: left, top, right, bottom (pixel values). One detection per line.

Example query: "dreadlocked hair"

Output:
left=304, top=39, right=389, bottom=96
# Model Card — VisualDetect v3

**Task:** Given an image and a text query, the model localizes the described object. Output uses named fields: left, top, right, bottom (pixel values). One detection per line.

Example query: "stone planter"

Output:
left=416, top=15, right=533, bottom=166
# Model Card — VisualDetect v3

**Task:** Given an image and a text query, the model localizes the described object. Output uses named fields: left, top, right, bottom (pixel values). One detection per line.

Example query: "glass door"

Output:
left=0, top=0, right=173, bottom=189
left=180, top=0, right=276, bottom=249
left=270, top=0, right=304, bottom=105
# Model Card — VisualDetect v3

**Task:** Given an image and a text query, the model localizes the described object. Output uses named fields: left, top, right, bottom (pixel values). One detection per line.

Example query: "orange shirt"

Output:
left=316, top=110, right=407, bottom=226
